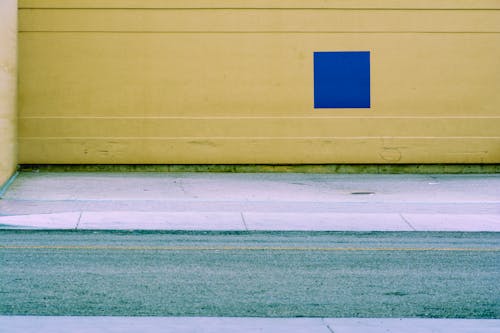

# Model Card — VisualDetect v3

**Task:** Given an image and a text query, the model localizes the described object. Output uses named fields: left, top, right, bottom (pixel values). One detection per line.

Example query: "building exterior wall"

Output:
left=0, top=0, right=17, bottom=186
left=18, top=0, right=500, bottom=164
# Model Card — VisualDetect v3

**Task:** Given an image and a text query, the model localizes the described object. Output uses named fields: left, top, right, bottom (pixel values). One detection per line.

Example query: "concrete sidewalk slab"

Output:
left=0, top=172, right=499, bottom=231
left=0, top=317, right=327, bottom=333
left=0, top=212, right=80, bottom=229
left=78, top=212, right=244, bottom=230
left=0, top=317, right=498, bottom=333
left=404, top=214, right=500, bottom=232
left=243, top=212, right=412, bottom=231
left=1, top=211, right=499, bottom=231
left=4, top=173, right=499, bottom=203
left=323, top=318, right=500, bottom=333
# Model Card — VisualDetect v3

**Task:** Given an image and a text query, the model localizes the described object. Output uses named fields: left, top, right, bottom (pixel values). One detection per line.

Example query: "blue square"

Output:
left=314, top=51, right=370, bottom=108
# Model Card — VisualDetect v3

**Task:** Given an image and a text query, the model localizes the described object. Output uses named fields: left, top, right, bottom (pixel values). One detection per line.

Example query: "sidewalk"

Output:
left=1, top=317, right=499, bottom=333
left=0, top=172, right=498, bottom=231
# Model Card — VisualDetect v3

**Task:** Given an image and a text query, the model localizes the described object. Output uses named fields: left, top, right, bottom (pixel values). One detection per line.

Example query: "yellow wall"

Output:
left=0, top=0, right=17, bottom=185
left=18, top=0, right=500, bottom=164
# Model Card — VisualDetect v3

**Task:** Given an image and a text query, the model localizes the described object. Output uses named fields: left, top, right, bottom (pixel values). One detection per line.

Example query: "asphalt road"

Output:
left=0, top=231, right=499, bottom=318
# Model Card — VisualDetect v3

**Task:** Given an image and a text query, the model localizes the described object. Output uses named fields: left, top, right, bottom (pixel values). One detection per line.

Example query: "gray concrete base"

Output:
left=0, top=317, right=498, bottom=333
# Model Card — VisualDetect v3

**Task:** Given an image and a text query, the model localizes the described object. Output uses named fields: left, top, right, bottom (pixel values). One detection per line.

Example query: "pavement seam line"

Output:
left=399, top=213, right=417, bottom=231
left=240, top=212, right=249, bottom=230
left=75, top=212, right=83, bottom=230
left=322, top=318, right=336, bottom=333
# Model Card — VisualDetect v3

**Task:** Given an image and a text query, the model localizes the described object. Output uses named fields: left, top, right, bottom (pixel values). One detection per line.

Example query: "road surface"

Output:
left=1, top=230, right=499, bottom=318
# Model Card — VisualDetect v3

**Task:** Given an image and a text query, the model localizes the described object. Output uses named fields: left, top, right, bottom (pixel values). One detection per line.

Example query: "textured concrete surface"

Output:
left=1, top=231, right=498, bottom=318
left=0, top=172, right=499, bottom=231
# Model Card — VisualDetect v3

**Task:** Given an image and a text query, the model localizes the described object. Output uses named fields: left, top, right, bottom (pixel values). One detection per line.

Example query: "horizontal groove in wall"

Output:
left=17, top=0, right=500, bottom=10
left=18, top=31, right=500, bottom=34
left=25, top=7, right=495, bottom=10
left=19, top=116, right=500, bottom=119
left=19, top=137, right=500, bottom=140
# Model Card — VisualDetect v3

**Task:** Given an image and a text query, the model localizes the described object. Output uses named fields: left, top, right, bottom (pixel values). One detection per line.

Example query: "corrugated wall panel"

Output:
left=18, top=0, right=500, bottom=164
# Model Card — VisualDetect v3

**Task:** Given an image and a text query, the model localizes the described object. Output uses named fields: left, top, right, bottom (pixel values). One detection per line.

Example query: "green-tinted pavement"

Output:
left=1, top=231, right=499, bottom=318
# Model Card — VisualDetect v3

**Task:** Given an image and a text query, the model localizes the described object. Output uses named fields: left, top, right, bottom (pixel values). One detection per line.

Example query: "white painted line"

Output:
left=244, top=213, right=412, bottom=231
left=0, top=213, right=80, bottom=229
left=402, top=214, right=500, bottom=232
left=78, top=211, right=246, bottom=230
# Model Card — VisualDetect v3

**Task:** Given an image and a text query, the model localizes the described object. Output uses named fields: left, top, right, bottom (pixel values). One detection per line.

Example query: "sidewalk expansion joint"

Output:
left=240, top=212, right=249, bottom=231
left=399, top=213, right=416, bottom=231
left=322, top=318, right=336, bottom=333
left=75, top=212, right=83, bottom=230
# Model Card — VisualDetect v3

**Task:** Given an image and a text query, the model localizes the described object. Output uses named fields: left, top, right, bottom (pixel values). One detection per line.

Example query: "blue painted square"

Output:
left=314, top=51, right=370, bottom=108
